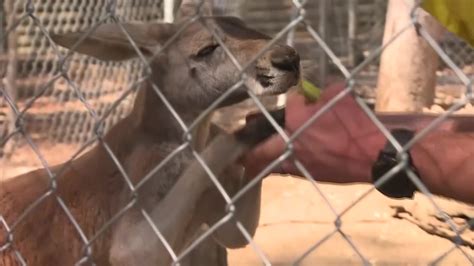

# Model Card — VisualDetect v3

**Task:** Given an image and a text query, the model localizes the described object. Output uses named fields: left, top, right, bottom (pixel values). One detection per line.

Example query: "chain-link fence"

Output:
left=0, top=0, right=166, bottom=153
left=2, top=0, right=474, bottom=150
left=1, top=0, right=473, bottom=265
left=236, top=0, right=474, bottom=104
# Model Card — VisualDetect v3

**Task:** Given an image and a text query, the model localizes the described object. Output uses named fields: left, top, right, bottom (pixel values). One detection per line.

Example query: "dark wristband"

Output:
left=371, top=129, right=420, bottom=199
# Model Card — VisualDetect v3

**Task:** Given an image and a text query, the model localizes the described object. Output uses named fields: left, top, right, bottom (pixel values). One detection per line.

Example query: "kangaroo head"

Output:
left=51, top=1, right=300, bottom=116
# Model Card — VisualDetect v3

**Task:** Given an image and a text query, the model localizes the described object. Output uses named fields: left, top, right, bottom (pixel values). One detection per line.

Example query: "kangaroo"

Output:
left=0, top=1, right=300, bottom=265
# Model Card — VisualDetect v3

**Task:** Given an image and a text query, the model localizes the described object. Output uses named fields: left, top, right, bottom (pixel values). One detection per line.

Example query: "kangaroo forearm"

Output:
left=151, top=133, right=247, bottom=248
left=211, top=179, right=262, bottom=248
left=152, top=109, right=285, bottom=249
left=117, top=108, right=285, bottom=260
left=411, top=132, right=474, bottom=204
left=109, top=133, right=247, bottom=265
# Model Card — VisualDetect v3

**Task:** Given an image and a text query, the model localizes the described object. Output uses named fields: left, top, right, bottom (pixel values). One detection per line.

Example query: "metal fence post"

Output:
left=318, top=0, right=328, bottom=85
left=2, top=0, right=18, bottom=157
left=348, top=0, right=357, bottom=68
left=164, top=0, right=175, bottom=22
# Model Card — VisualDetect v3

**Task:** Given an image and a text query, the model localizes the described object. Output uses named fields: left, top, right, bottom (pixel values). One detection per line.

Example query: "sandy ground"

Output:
left=228, top=176, right=473, bottom=266
left=1, top=142, right=473, bottom=265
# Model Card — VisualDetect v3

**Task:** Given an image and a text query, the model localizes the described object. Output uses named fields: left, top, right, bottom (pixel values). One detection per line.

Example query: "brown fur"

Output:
left=0, top=1, right=300, bottom=265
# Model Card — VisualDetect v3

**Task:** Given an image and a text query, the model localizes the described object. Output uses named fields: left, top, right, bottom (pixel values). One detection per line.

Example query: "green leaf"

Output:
left=300, top=79, right=321, bottom=102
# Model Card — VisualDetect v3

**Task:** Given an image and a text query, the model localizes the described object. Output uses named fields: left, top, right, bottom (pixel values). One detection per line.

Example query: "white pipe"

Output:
left=164, top=0, right=175, bottom=22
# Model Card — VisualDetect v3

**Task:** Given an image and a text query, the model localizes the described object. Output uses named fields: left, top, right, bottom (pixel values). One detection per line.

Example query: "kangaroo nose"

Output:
left=271, top=45, right=300, bottom=72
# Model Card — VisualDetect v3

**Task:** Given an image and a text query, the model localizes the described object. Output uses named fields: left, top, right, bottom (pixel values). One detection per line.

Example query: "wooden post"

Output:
left=375, top=0, right=446, bottom=113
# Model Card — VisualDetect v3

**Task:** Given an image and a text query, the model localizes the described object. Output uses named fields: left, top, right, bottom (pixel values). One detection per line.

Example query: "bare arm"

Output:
left=326, top=126, right=474, bottom=204
left=349, top=114, right=474, bottom=204
left=343, top=114, right=474, bottom=204
left=409, top=131, right=474, bottom=204
left=244, top=84, right=474, bottom=205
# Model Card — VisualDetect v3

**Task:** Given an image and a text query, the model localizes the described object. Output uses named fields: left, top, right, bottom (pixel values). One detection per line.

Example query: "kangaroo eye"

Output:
left=196, top=44, right=219, bottom=58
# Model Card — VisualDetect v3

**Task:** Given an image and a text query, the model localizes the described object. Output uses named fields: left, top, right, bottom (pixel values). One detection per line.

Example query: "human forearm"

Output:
left=411, top=131, right=474, bottom=204
left=376, top=114, right=474, bottom=204
left=281, top=118, right=474, bottom=204
left=243, top=83, right=474, bottom=204
left=351, top=115, right=474, bottom=204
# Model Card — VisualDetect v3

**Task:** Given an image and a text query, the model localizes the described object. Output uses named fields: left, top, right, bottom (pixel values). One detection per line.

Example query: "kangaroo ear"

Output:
left=174, top=0, right=213, bottom=21
left=51, top=23, right=175, bottom=61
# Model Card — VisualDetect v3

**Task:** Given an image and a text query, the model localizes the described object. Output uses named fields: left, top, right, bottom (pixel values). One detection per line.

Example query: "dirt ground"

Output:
left=1, top=142, right=473, bottom=266
left=228, top=177, right=473, bottom=266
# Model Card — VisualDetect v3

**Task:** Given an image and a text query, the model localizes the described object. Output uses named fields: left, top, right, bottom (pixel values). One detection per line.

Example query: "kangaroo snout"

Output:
left=271, top=45, right=300, bottom=72
left=252, top=44, right=300, bottom=96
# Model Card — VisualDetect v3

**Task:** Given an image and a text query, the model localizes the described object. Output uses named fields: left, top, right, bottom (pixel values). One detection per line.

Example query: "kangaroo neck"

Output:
left=117, top=83, right=212, bottom=150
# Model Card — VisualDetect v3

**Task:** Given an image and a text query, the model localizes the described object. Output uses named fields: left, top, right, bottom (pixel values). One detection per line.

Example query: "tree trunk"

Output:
left=375, top=0, right=446, bottom=113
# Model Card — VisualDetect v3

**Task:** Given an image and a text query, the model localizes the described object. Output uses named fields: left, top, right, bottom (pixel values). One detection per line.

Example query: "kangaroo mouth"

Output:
left=256, top=74, right=275, bottom=87
left=213, top=82, right=291, bottom=133
left=216, top=71, right=299, bottom=109
left=255, top=67, right=300, bottom=97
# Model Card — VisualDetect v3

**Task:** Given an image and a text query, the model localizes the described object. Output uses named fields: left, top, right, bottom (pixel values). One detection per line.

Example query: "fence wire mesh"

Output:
left=1, top=0, right=473, bottom=147
left=0, top=0, right=473, bottom=265
left=0, top=0, right=164, bottom=149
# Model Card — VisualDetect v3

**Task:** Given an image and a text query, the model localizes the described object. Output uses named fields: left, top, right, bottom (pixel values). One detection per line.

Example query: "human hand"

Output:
left=243, top=82, right=386, bottom=183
